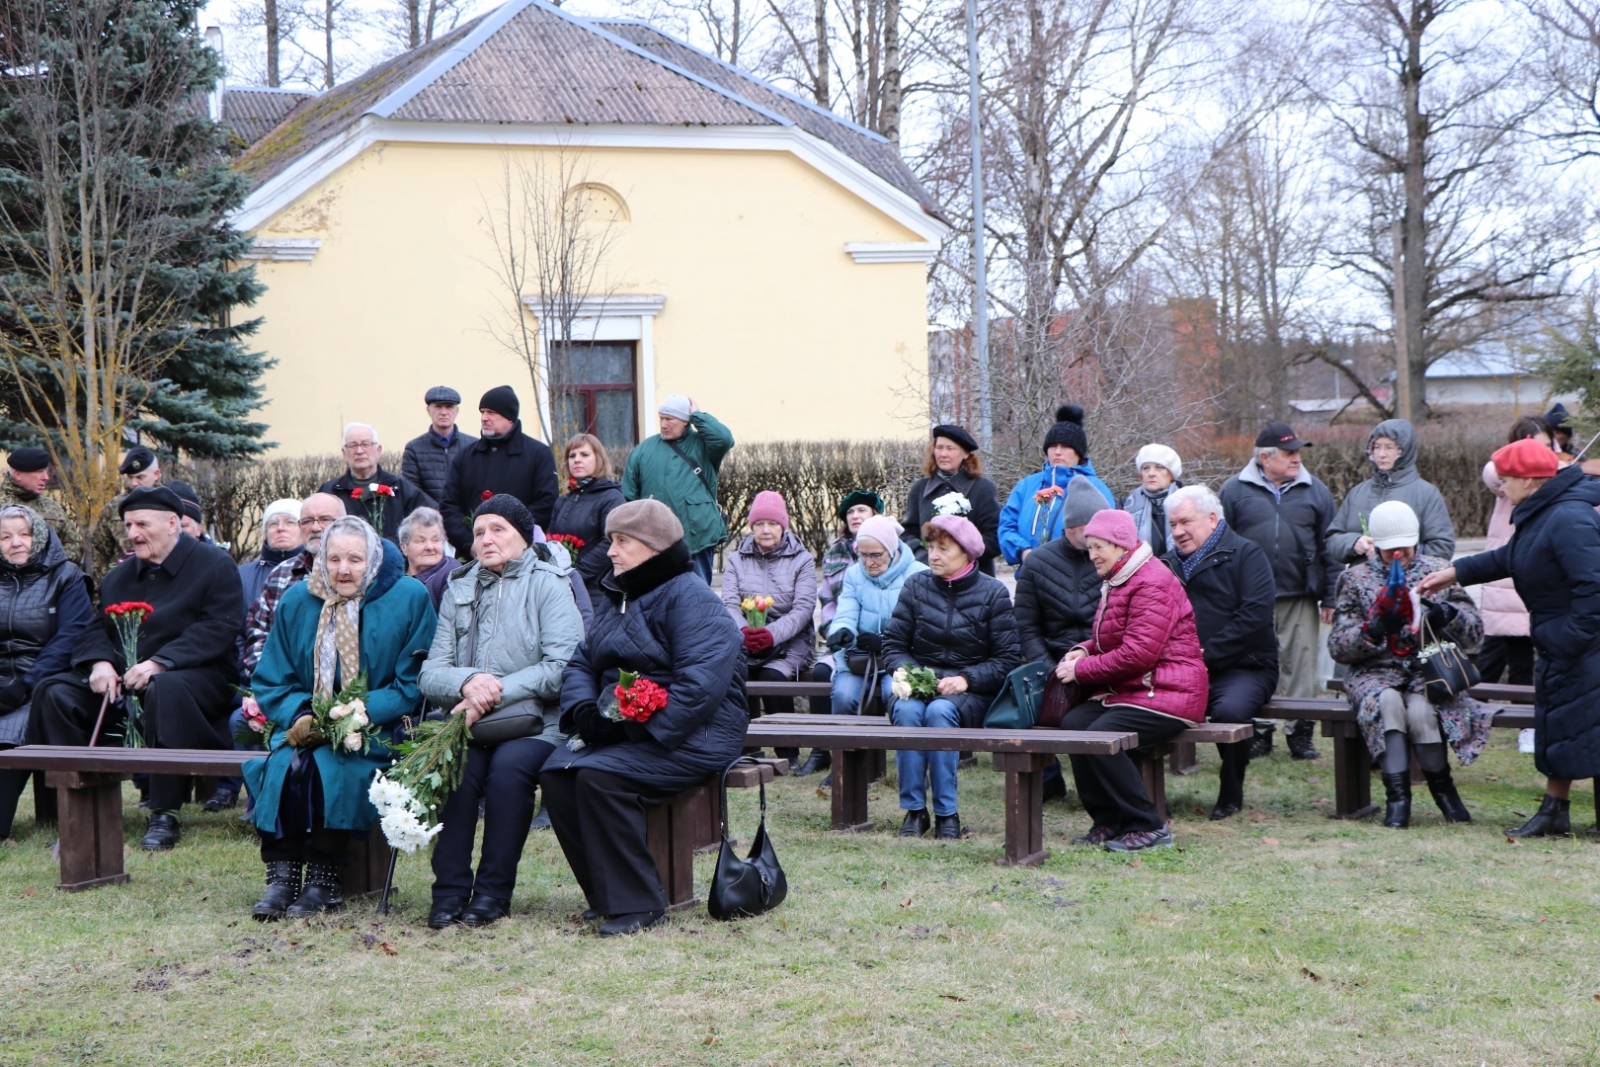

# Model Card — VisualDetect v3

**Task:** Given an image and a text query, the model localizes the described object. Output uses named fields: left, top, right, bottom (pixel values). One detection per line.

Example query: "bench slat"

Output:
left=0, top=746, right=253, bottom=777
left=756, top=713, right=1250, bottom=745
left=745, top=723, right=1137, bottom=755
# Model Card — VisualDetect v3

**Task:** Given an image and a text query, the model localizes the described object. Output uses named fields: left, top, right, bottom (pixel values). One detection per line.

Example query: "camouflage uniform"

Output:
left=92, top=497, right=137, bottom=577
left=0, top=475, right=84, bottom=567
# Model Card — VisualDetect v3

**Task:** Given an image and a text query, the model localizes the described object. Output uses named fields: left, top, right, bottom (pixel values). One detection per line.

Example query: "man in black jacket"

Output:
left=402, top=386, right=477, bottom=504
left=1218, top=421, right=1340, bottom=760
left=1164, top=485, right=1280, bottom=819
left=439, top=386, right=559, bottom=557
left=320, top=422, right=435, bottom=544
left=31, top=487, right=245, bottom=850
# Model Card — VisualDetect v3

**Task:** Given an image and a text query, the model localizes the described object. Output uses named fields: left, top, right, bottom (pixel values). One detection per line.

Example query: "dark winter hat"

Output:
left=1545, top=403, right=1573, bottom=434
left=425, top=386, right=462, bottom=406
left=7, top=448, right=49, bottom=473
left=1062, top=476, right=1108, bottom=528
left=1253, top=420, right=1311, bottom=451
left=474, top=493, right=534, bottom=545
left=931, top=424, right=979, bottom=455
left=836, top=489, right=886, bottom=520
left=167, top=480, right=204, bottom=524
left=606, top=499, right=685, bottom=553
left=118, top=446, right=157, bottom=476
left=1042, top=404, right=1089, bottom=459
left=479, top=386, right=520, bottom=422
left=118, top=485, right=184, bottom=519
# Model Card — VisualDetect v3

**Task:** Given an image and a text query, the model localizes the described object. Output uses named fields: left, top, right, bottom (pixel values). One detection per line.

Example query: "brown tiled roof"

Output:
left=222, top=87, right=318, bottom=147
left=233, top=0, right=941, bottom=223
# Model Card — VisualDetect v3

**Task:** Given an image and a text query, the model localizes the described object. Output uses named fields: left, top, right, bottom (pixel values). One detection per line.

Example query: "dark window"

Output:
left=553, top=341, right=637, bottom=449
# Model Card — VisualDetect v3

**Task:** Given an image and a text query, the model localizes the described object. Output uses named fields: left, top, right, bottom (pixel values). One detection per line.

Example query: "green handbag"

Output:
left=983, top=661, right=1051, bottom=730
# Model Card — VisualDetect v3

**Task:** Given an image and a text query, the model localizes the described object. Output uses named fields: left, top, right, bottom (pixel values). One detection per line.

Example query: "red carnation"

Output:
left=104, top=601, right=155, bottom=618
left=614, top=674, right=669, bottom=723
left=370, top=483, right=394, bottom=497
left=481, top=490, right=493, bottom=501
left=350, top=487, right=363, bottom=499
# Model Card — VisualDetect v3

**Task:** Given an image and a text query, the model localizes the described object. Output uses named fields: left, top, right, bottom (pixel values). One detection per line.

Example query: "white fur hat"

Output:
left=1368, top=500, right=1420, bottom=550
left=1135, top=443, right=1183, bottom=480
left=262, top=498, right=302, bottom=527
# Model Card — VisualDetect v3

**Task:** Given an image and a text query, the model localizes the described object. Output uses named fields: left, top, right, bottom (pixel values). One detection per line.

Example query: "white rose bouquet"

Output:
left=310, top=675, right=381, bottom=757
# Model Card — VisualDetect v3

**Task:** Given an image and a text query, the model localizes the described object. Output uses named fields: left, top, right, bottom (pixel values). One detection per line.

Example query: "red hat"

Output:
left=1492, top=438, right=1559, bottom=480
left=1083, top=509, right=1140, bottom=551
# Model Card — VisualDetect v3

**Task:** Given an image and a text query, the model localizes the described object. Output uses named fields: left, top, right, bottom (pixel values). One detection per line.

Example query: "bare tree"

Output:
left=1320, top=0, right=1587, bottom=423
left=1522, top=0, right=1600, bottom=157
left=478, top=151, right=624, bottom=444
left=377, top=0, right=471, bottom=52
left=286, top=0, right=369, bottom=89
left=228, top=0, right=304, bottom=87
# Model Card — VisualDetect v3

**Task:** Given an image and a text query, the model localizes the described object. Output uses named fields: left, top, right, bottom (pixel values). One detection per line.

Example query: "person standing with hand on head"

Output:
left=622, top=394, right=734, bottom=584
left=403, top=387, right=477, bottom=507
left=1419, top=438, right=1600, bottom=837
left=1327, top=419, right=1455, bottom=564
left=439, top=387, right=560, bottom=556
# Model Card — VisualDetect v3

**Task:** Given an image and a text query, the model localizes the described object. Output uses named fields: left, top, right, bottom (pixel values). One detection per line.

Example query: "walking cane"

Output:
left=1572, top=428, right=1600, bottom=464
left=377, top=845, right=399, bottom=915
left=87, top=690, right=112, bottom=747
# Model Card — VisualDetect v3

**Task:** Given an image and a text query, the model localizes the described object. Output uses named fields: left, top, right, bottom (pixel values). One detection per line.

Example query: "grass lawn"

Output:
left=0, top=732, right=1597, bottom=1066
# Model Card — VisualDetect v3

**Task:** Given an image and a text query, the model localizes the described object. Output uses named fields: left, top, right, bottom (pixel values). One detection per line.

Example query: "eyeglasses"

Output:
left=859, top=551, right=890, bottom=563
left=343, top=441, right=377, bottom=452
left=298, top=515, right=340, bottom=527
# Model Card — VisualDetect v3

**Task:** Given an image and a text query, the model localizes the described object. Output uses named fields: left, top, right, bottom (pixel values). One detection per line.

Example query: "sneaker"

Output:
left=1070, top=825, right=1117, bottom=846
left=1104, top=826, right=1174, bottom=852
left=1518, top=728, right=1536, bottom=754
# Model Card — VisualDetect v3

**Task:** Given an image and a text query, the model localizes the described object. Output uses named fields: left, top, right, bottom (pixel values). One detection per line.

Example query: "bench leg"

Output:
left=341, top=823, right=394, bottom=899
left=993, top=752, right=1049, bottom=867
left=46, top=771, right=129, bottom=892
left=1133, top=745, right=1170, bottom=823
left=688, top=776, right=723, bottom=854
left=1323, top=721, right=1379, bottom=819
left=33, top=771, right=56, bottom=827
left=829, top=749, right=872, bottom=832
left=645, top=786, right=702, bottom=912
left=1169, top=741, right=1199, bottom=776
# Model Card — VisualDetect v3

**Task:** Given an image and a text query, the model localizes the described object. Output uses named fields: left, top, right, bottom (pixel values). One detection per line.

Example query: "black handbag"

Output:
left=707, top=757, right=788, bottom=921
left=457, top=591, right=545, bottom=745
left=1419, top=615, right=1481, bottom=705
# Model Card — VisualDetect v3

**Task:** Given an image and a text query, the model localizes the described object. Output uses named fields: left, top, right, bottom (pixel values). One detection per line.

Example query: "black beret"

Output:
left=7, top=447, right=49, bottom=473
left=118, top=447, right=157, bottom=476
left=118, top=485, right=184, bottom=518
left=836, top=489, right=885, bottom=520
left=167, top=480, right=203, bottom=523
left=931, top=424, right=979, bottom=454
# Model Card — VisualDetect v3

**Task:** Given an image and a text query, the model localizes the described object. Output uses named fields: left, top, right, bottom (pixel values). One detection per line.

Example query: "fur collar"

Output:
left=601, top=540, right=693, bottom=606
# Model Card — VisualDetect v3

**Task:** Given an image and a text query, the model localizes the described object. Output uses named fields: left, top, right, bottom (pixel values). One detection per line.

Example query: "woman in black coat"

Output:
left=548, top=433, right=626, bottom=597
left=902, top=425, right=1001, bottom=576
left=542, top=499, right=747, bottom=937
left=0, top=506, right=92, bottom=837
left=1423, top=441, right=1600, bottom=836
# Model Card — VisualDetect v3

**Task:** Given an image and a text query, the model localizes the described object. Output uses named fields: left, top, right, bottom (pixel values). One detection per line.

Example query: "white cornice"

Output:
left=845, top=241, right=938, bottom=264
left=521, top=293, right=667, bottom=317
left=233, top=120, right=949, bottom=243
left=242, top=237, right=323, bottom=261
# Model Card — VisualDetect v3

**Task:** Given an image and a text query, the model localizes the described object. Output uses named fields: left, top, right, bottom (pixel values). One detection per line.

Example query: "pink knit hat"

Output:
left=924, top=514, right=985, bottom=560
left=748, top=490, right=790, bottom=529
left=1083, top=508, right=1139, bottom=550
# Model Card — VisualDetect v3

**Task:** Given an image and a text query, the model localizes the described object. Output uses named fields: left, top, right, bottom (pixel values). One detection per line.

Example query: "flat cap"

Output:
left=118, top=447, right=157, bottom=476
left=425, top=386, right=461, bottom=405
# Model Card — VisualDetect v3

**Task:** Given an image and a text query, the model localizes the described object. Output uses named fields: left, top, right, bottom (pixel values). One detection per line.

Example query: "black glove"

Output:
left=1365, top=609, right=1405, bottom=640
left=857, top=631, right=883, bottom=655
left=0, top=679, right=28, bottom=714
left=573, top=701, right=628, bottom=748
left=1425, top=600, right=1456, bottom=632
left=828, top=628, right=856, bottom=652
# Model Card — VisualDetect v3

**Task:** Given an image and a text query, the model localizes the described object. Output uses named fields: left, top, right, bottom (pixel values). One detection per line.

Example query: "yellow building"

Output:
left=231, top=0, right=947, bottom=456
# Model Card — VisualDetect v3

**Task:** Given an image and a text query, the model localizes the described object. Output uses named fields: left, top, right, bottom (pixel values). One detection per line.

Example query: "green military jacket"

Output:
left=0, top=475, right=84, bottom=567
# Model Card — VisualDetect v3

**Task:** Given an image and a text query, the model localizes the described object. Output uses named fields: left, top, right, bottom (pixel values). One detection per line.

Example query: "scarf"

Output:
left=1178, top=519, right=1228, bottom=581
left=258, top=543, right=300, bottom=569
left=1105, top=541, right=1153, bottom=588
left=305, top=520, right=382, bottom=698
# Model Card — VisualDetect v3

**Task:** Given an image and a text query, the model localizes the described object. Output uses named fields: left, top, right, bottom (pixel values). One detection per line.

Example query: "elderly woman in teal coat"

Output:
left=242, top=516, right=436, bottom=921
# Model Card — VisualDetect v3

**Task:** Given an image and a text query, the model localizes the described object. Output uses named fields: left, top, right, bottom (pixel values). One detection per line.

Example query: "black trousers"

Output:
left=1063, top=700, right=1188, bottom=834
left=542, top=766, right=677, bottom=916
left=1207, top=667, right=1277, bottom=806
left=1475, top=636, right=1534, bottom=687
left=810, top=661, right=833, bottom=715
left=32, top=668, right=234, bottom=813
left=431, top=737, right=556, bottom=902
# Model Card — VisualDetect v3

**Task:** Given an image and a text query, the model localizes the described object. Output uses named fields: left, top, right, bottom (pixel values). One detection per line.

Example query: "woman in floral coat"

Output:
left=1329, top=501, right=1492, bottom=829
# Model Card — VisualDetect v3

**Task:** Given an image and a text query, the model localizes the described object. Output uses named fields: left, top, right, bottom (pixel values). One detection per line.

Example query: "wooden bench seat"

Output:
left=746, top=720, right=1138, bottom=866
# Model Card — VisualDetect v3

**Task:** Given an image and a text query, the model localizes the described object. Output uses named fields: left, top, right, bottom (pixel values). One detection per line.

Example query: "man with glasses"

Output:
left=1327, top=419, right=1456, bottom=564
left=239, top=494, right=346, bottom=682
left=319, top=423, right=434, bottom=543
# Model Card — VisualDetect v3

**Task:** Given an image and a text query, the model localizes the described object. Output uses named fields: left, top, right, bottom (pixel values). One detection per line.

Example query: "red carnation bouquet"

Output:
left=547, top=532, right=585, bottom=553
left=613, top=670, right=668, bottom=723
left=350, top=482, right=396, bottom=536
left=104, top=602, right=154, bottom=747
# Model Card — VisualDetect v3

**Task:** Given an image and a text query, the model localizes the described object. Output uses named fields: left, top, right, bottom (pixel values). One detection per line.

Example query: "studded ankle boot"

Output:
left=252, top=861, right=303, bottom=922
left=285, top=862, right=345, bottom=917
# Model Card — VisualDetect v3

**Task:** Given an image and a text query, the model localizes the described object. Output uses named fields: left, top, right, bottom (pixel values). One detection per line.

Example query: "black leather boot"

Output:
left=285, top=862, right=345, bottom=917
left=1423, top=768, right=1471, bottom=823
left=934, top=813, right=963, bottom=840
left=252, top=861, right=303, bottom=922
left=898, top=809, right=929, bottom=837
left=1381, top=772, right=1411, bottom=828
left=1506, top=794, right=1571, bottom=838
left=139, top=812, right=180, bottom=850
left=794, top=750, right=831, bottom=776
left=428, top=896, right=468, bottom=929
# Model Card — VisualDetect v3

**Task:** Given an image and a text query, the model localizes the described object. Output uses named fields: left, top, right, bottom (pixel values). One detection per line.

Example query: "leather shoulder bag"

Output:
left=457, top=584, right=545, bottom=745
left=708, top=756, right=788, bottom=920
left=1418, top=614, right=1480, bottom=706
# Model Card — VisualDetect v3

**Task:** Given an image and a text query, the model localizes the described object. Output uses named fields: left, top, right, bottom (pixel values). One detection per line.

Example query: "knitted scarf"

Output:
left=1178, top=518, right=1228, bottom=581
left=306, top=520, right=382, bottom=698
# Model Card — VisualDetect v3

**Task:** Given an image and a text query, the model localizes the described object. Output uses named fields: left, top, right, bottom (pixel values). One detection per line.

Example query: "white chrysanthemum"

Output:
left=931, top=492, right=972, bottom=517
left=890, top=666, right=913, bottom=702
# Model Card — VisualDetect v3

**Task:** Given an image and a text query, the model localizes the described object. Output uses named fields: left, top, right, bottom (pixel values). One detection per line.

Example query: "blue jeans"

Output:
left=831, top=672, right=893, bottom=715
left=691, top=547, right=716, bottom=584
left=891, top=698, right=960, bottom=817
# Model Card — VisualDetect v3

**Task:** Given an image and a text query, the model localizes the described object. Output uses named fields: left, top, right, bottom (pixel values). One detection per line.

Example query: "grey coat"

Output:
left=1327, top=420, right=1456, bottom=564
left=419, top=548, right=585, bottom=745
left=720, top=531, right=818, bottom=679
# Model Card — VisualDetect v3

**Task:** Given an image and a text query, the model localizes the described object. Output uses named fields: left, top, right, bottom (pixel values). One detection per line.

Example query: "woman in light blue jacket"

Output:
left=823, top=516, right=928, bottom=714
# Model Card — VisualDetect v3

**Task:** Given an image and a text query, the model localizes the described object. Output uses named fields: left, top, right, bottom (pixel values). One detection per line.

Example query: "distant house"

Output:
left=1290, top=349, right=1574, bottom=421
left=222, top=87, right=318, bottom=149
left=228, top=0, right=947, bottom=456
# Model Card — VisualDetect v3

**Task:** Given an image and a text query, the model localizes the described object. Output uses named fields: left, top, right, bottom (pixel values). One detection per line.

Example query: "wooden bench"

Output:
left=0, top=747, right=391, bottom=895
left=647, top=760, right=775, bottom=911
left=746, top=719, right=1139, bottom=866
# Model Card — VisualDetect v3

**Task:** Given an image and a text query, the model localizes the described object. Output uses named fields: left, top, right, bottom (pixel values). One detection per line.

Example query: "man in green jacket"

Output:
left=621, top=394, right=734, bottom=583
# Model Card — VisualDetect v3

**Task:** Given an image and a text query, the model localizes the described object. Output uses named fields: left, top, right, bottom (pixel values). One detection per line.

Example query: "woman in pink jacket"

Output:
left=1056, top=509, right=1208, bottom=853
